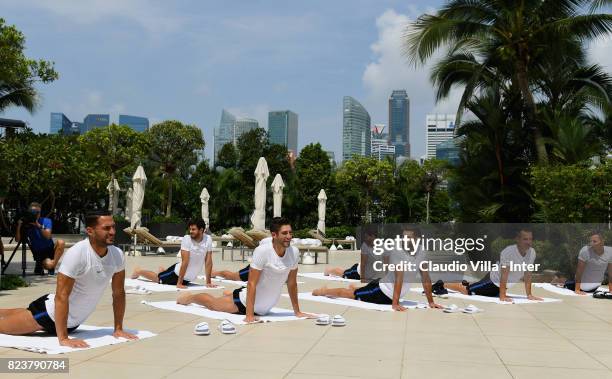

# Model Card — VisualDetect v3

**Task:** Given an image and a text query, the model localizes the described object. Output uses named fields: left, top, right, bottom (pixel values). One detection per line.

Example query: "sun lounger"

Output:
left=227, top=227, right=257, bottom=261
left=308, top=229, right=356, bottom=250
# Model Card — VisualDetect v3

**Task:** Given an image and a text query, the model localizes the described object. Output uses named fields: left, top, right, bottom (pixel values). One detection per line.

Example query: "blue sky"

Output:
left=2, top=1, right=610, bottom=161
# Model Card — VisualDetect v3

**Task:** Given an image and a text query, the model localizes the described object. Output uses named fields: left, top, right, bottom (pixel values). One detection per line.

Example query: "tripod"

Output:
left=1, top=225, right=29, bottom=278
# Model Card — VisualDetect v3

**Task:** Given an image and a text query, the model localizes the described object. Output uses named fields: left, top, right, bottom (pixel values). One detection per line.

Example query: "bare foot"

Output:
left=348, top=284, right=357, bottom=290
left=312, top=287, right=327, bottom=296
left=130, top=267, right=141, bottom=279
left=158, top=266, right=165, bottom=273
left=223, top=290, right=232, bottom=296
left=176, top=292, right=193, bottom=305
left=323, top=268, right=331, bottom=276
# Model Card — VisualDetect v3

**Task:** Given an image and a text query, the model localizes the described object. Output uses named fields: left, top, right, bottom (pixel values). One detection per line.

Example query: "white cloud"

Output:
left=4, top=0, right=183, bottom=35
left=59, top=89, right=125, bottom=123
left=362, top=9, right=462, bottom=157
left=588, top=35, right=612, bottom=72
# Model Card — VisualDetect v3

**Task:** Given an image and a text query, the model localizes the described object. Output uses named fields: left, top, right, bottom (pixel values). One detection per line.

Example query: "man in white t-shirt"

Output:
left=323, top=227, right=383, bottom=282
left=553, top=232, right=612, bottom=294
left=130, top=218, right=216, bottom=288
left=177, top=217, right=315, bottom=322
left=312, top=227, right=443, bottom=311
left=440, top=229, right=543, bottom=302
left=0, top=212, right=138, bottom=348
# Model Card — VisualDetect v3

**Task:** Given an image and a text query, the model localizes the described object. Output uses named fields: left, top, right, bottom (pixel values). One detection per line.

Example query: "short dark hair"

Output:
left=589, top=230, right=603, bottom=240
left=515, top=227, right=532, bottom=237
left=270, top=217, right=291, bottom=233
left=402, top=225, right=421, bottom=236
left=85, top=211, right=112, bottom=228
left=188, top=218, right=207, bottom=230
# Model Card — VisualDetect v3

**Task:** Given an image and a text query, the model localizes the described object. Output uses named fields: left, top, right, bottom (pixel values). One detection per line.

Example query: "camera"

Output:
left=18, top=210, right=37, bottom=225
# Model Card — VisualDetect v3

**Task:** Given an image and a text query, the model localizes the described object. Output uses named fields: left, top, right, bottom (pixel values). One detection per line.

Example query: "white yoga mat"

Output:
left=534, top=283, right=607, bottom=297
left=125, top=278, right=224, bottom=292
left=197, top=275, right=304, bottom=286
left=298, top=272, right=360, bottom=283
left=285, top=293, right=426, bottom=312
left=0, top=325, right=155, bottom=355
left=141, top=301, right=311, bottom=325
left=410, top=288, right=561, bottom=304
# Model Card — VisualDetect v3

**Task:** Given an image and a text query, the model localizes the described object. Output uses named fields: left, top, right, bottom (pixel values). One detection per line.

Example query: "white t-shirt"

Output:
left=45, top=239, right=125, bottom=328
left=239, top=244, right=299, bottom=315
left=490, top=244, right=536, bottom=288
left=578, top=245, right=612, bottom=291
left=361, top=242, right=385, bottom=280
left=174, top=234, right=212, bottom=281
left=379, top=248, right=425, bottom=300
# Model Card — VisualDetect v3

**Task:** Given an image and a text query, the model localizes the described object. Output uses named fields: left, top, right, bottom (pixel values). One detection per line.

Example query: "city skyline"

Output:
left=2, top=1, right=609, bottom=162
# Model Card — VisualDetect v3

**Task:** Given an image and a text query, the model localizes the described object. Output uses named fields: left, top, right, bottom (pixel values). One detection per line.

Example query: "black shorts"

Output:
left=232, top=287, right=247, bottom=315
left=32, top=244, right=55, bottom=263
left=354, top=279, right=392, bottom=304
left=238, top=265, right=250, bottom=282
left=28, top=294, right=79, bottom=335
left=563, top=280, right=598, bottom=292
left=157, top=264, right=191, bottom=286
left=466, top=276, right=500, bottom=297
left=343, top=263, right=361, bottom=280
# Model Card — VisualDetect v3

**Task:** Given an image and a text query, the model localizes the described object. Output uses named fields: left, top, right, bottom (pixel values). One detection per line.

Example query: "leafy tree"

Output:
left=0, top=18, right=58, bottom=113
left=148, top=121, right=204, bottom=217
left=406, top=0, right=612, bottom=164
left=216, top=143, right=238, bottom=169
left=335, top=156, right=395, bottom=223
left=531, top=162, right=612, bottom=222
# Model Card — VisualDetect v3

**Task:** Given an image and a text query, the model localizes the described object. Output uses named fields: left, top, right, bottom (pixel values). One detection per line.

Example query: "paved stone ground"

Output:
left=1, top=247, right=612, bottom=379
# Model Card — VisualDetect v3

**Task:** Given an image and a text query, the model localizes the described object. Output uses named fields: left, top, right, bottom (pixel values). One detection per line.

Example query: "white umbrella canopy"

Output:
left=317, top=189, right=327, bottom=234
left=130, top=165, right=147, bottom=229
left=125, top=188, right=133, bottom=221
left=250, top=157, right=269, bottom=230
left=271, top=174, right=284, bottom=218
left=106, top=178, right=120, bottom=215
left=200, top=187, right=210, bottom=229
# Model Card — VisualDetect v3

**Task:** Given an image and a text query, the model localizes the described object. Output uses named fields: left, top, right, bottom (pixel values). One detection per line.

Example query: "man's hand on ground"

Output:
left=59, top=338, right=89, bottom=348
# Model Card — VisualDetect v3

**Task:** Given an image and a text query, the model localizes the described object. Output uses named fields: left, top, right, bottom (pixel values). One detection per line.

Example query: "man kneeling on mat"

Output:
left=552, top=231, right=612, bottom=295
left=312, top=227, right=443, bottom=311
left=177, top=217, right=315, bottom=322
left=437, top=228, right=543, bottom=303
left=0, top=212, right=137, bottom=347
left=130, top=218, right=216, bottom=289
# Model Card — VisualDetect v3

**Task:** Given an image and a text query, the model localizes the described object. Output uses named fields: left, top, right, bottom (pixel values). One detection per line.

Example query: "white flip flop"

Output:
left=462, top=304, right=483, bottom=314
left=194, top=321, right=210, bottom=335
left=443, top=304, right=460, bottom=313
left=331, top=315, right=346, bottom=327
left=126, top=286, right=152, bottom=295
left=218, top=319, right=236, bottom=334
left=316, top=314, right=331, bottom=325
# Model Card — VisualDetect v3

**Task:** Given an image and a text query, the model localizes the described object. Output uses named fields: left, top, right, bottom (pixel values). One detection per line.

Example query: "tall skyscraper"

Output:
left=268, top=110, right=298, bottom=155
left=388, top=90, right=410, bottom=158
left=370, top=124, right=395, bottom=161
left=119, top=115, right=149, bottom=132
left=213, top=109, right=237, bottom=163
left=50, top=113, right=73, bottom=134
left=82, top=114, right=110, bottom=133
left=426, top=114, right=456, bottom=159
left=233, top=118, right=259, bottom=141
left=342, top=96, right=371, bottom=161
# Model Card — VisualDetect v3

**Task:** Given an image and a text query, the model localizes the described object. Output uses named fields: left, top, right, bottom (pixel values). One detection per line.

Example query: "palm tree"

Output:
left=0, top=82, right=37, bottom=113
left=406, top=0, right=612, bottom=164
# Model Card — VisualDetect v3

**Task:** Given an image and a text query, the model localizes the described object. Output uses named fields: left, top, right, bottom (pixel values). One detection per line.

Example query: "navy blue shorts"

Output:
left=563, top=280, right=598, bottom=292
left=158, top=264, right=190, bottom=286
left=354, top=279, right=392, bottom=304
left=343, top=263, right=360, bottom=280
left=232, top=287, right=247, bottom=315
left=28, top=294, right=79, bottom=335
left=466, top=276, right=499, bottom=297
left=238, top=265, right=250, bottom=282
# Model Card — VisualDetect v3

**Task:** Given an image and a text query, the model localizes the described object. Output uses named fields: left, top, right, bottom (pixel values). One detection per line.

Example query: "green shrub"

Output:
left=0, top=274, right=28, bottom=290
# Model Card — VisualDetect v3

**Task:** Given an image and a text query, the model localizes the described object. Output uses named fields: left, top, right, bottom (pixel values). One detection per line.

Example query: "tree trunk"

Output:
left=515, top=59, right=548, bottom=164
left=165, top=176, right=173, bottom=218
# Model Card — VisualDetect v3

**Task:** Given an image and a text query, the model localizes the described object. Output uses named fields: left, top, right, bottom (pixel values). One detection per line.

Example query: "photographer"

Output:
left=15, top=202, right=65, bottom=275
